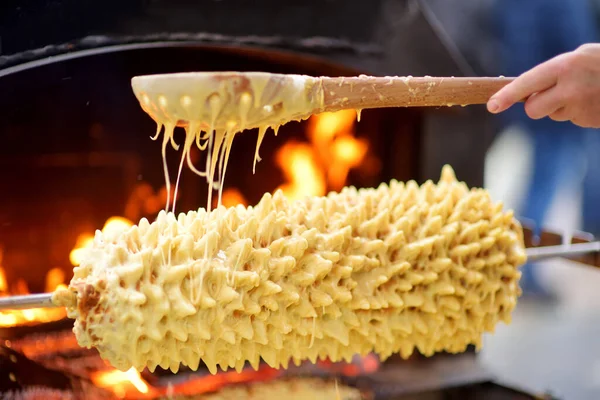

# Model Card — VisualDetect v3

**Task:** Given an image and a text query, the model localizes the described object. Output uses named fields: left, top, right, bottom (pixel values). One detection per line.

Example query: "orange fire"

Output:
left=0, top=246, right=68, bottom=327
left=0, top=216, right=135, bottom=329
left=275, top=140, right=326, bottom=201
left=0, top=253, right=6, bottom=293
left=210, top=110, right=368, bottom=207
left=276, top=110, right=368, bottom=200
left=316, top=354, right=380, bottom=377
left=165, top=366, right=282, bottom=398
left=217, top=187, right=248, bottom=208
left=124, top=183, right=176, bottom=222
left=92, top=367, right=156, bottom=399
left=70, top=216, right=134, bottom=266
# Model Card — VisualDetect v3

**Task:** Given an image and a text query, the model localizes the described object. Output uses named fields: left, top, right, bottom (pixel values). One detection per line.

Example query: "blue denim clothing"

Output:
left=493, top=0, right=598, bottom=131
left=492, top=0, right=599, bottom=230
left=582, top=132, right=600, bottom=235
left=491, top=0, right=600, bottom=292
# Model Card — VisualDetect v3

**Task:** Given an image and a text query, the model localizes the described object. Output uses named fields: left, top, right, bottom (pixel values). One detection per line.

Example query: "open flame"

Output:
left=124, top=183, right=175, bottom=222
left=70, top=216, right=134, bottom=266
left=161, top=366, right=282, bottom=398
left=220, top=109, right=368, bottom=206
left=92, top=367, right=155, bottom=399
left=0, top=216, right=135, bottom=328
left=0, top=246, right=67, bottom=327
left=0, top=258, right=6, bottom=293
left=277, top=110, right=368, bottom=200
left=275, top=141, right=326, bottom=201
left=219, top=187, right=248, bottom=208
left=90, top=357, right=377, bottom=399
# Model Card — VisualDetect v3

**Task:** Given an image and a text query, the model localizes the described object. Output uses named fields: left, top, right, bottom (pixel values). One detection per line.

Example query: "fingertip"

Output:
left=487, top=99, right=500, bottom=113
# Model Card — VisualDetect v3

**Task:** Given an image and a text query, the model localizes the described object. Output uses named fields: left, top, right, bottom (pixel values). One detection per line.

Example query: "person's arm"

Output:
left=487, top=43, right=600, bottom=128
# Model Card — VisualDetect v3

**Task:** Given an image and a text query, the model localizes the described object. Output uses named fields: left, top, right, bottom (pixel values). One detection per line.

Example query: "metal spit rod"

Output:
left=525, top=241, right=600, bottom=261
left=0, top=242, right=597, bottom=312
left=0, top=293, right=55, bottom=310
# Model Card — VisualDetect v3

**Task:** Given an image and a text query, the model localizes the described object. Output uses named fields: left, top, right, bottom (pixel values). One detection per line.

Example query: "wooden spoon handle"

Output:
left=320, top=76, right=515, bottom=112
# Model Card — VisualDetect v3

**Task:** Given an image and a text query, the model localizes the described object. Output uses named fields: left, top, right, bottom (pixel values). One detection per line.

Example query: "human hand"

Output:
left=487, top=43, right=600, bottom=128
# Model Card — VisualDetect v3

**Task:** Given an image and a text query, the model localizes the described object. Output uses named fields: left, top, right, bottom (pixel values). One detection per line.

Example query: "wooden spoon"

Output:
left=130, top=72, right=513, bottom=133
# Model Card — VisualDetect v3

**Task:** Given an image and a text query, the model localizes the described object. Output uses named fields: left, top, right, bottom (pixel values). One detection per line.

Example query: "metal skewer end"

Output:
left=0, top=289, right=76, bottom=311
left=525, top=241, right=600, bottom=261
left=0, top=293, right=57, bottom=310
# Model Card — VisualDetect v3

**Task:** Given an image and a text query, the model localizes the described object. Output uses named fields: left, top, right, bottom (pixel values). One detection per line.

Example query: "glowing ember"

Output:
left=167, top=366, right=282, bottom=397
left=92, top=367, right=155, bottom=399
left=90, top=365, right=283, bottom=399
left=316, top=354, right=380, bottom=377
left=9, top=330, right=83, bottom=359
